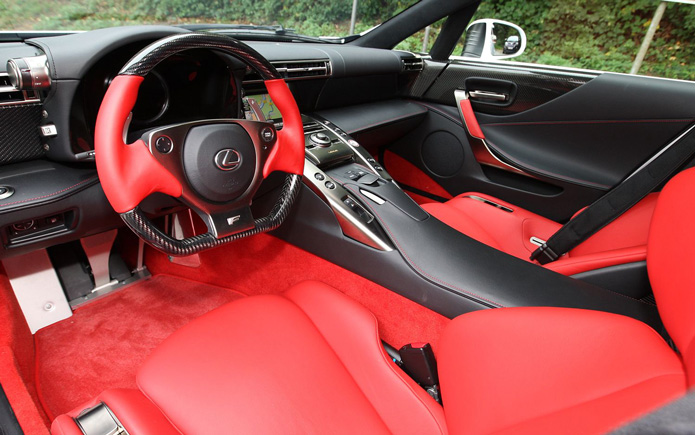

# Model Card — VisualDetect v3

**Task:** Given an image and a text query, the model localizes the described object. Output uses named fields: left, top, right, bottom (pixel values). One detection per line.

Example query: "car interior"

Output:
left=1, top=0, right=695, bottom=433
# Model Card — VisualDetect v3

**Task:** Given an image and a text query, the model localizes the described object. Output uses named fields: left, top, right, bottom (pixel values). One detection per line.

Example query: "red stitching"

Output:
left=344, top=185, right=503, bottom=308
left=0, top=176, right=98, bottom=207
left=484, top=118, right=695, bottom=128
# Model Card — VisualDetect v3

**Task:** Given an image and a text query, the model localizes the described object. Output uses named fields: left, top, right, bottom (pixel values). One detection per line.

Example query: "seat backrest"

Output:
left=647, top=167, right=695, bottom=386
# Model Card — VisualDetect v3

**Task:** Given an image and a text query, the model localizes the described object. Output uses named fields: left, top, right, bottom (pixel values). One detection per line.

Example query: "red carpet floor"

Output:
left=145, top=234, right=450, bottom=352
left=34, top=274, right=245, bottom=420
left=34, top=234, right=450, bottom=422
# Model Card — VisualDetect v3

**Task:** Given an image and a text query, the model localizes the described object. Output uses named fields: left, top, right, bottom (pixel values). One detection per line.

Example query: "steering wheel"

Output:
left=94, top=33, right=305, bottom=256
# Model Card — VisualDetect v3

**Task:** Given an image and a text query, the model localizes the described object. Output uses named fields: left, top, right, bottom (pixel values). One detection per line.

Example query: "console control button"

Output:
left=314, top=173, right=325, bottom=181
left=358, top=174, right=379, bottom=186
left=345, top=170, right=361, bottom=181
left=343, top=196, right=374, bottom=224
left=325, top=181, right=336, bottom=190
left=310, top=132, right=331, bottom=146
left=348, top=139, right=360, bottom=147
left=39, top=124, right=58, bottom=137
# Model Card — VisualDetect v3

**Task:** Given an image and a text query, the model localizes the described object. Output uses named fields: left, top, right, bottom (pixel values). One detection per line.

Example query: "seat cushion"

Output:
left=136, top=281, right=446, bottom=435
left=423, top=192, right=657, bottom=275
left=422, top=193, right=560, bottom=261
left=438, top=307, right=686, bottom=435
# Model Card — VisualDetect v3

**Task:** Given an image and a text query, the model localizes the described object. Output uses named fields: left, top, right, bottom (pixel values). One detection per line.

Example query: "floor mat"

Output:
left=34, top=274, right=245, bottom=420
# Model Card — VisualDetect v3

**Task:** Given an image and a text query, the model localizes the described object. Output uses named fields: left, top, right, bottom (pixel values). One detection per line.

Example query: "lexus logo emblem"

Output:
left=214, top=149, right=242, bottom=171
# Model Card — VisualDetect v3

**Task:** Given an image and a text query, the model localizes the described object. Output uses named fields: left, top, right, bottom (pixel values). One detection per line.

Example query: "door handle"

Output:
left=454, top=89, right=485, bottom=140
left=469, top=90, right=508, bottom=102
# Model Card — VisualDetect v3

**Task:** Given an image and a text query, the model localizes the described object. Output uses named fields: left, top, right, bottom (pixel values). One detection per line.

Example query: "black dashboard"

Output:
left=0, top=25, right=420, bottom=257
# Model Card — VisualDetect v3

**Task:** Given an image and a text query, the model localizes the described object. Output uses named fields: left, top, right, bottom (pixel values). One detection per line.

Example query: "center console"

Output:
left=243, top=96, right=663, bottom=333
left=299, top=115, right=398, bottom=251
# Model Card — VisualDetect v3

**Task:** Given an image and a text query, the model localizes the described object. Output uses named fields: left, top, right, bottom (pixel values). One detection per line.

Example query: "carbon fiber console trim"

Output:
left=120, top=174, right=301, bottom=256
left=0, top=103, right=45, bottom=165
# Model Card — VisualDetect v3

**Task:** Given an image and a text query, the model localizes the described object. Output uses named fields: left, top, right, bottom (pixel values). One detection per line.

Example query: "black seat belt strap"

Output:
left=531, top=124, right=695, bottom=265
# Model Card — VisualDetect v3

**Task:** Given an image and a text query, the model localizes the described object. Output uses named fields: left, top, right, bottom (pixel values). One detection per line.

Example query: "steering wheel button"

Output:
left=260, top=126, right=275, bottom=143
left=155, top=136, right=173, bottom=154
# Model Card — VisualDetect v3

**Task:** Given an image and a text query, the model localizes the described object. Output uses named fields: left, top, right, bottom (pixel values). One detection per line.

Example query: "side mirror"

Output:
left=460, top=19, right=526, bottom=61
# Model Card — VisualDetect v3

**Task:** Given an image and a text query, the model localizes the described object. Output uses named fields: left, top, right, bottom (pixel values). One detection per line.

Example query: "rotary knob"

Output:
left=310, top=132, right=331, bottom=147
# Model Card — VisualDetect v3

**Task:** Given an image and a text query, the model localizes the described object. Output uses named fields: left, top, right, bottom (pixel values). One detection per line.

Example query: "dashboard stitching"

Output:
left=0, top=175, right=98, bottom=207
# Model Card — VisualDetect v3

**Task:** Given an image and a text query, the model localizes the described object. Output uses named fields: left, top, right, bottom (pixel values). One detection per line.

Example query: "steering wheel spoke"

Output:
left=199, top=206, right=255, bottom=238
left=95, top=33, right=305, bottom=255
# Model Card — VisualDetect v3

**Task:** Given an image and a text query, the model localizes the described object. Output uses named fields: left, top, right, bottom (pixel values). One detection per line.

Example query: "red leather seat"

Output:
left=439, top=308, right=685, bottom=434
left=53, top=281, right=447, bottom=435
left=422, top=192, right=658, bottom=276
left=53, top=169, right=695, bottom=434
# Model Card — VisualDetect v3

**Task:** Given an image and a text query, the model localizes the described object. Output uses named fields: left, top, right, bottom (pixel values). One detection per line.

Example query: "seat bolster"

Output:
left=491, top=375, right=687, bottom=435
left=284, top=281, right=447, bottom=435
left=51, top=389, right=178, bottom=435
left=439, top=307, right=686, bottom=435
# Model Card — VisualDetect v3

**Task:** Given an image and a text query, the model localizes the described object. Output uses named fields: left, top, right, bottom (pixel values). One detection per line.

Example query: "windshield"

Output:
left=1, top=0, right=416, bottom=40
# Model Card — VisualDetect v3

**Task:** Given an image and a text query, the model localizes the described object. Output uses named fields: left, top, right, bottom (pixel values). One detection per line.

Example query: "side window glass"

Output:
left=394, top=19, right=446, bottom=54
left=456, top=1, right=695, bottom=81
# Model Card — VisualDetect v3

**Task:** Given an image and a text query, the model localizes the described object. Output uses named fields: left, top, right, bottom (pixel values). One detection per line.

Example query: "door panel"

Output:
left=422, top=62, right=592, bottom=115
left=478, top=73, right=695, bottom=187
left=387, top=60, right=695, bottom=220
left=384, top=101, right=605, bottom=222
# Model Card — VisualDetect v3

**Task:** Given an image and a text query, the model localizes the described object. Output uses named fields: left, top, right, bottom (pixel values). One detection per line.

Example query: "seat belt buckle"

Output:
left=530, top=243, right=559, bottom=265
left=398, top=342, right=441, bottom=403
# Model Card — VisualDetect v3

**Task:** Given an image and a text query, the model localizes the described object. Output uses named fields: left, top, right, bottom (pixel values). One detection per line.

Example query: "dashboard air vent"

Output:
left=244, top=60, right=331, bottom=83
left=402, top=57, right=424, bottom=72
left=303, top=121, right=324, bottom=134
left=0, top=73, right=40, bottom=106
